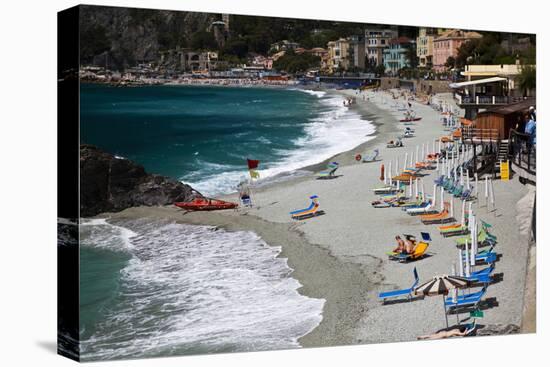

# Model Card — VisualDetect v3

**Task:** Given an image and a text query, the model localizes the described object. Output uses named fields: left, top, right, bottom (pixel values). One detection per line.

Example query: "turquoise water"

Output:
left=79, top=219, right=325, bottom=360
left=78, top=84, right=376, bottom=360
left=80, top=84, right=375, bottom=195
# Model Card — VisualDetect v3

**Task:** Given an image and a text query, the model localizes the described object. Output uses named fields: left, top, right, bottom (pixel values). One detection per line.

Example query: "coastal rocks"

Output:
left=80, top=144, right=198, bottom=217
left=477, top=323, right=520, bottom=336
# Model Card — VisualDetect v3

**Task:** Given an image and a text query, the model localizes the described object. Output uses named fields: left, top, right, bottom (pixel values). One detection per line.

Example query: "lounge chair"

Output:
left=420, top=203, right=454, bottom=224
left=406, top=200, right=437, bottom=215
left=317, top=162, right=339, bottom=179
left=362, top=149, right=380, bottom=162
left=455, top=228, right=496, bottom=248
left=290, top=195, right=322, bottom=220
left=445, top=286, right=487, bottom=310
left=388, top=232, right=431, bottom=262
left=378, top=267, right=420, bottom=303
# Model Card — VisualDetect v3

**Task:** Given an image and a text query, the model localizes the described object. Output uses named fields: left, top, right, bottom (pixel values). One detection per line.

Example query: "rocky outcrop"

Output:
left=79, top=5, right=218, bottom=69
left=476, top=323, right=520, bottom=336
left=80, top=144, right=199, bottom=217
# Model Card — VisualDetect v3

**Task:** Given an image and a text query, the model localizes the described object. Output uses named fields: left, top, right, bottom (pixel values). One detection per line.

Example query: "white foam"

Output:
left=80, top=220, right=324, bottom=360
left=185, top=92, right=376, bottom=195
left=80, top=218, right=137, bottom=252
left=293, top=89, right=326, bottom=98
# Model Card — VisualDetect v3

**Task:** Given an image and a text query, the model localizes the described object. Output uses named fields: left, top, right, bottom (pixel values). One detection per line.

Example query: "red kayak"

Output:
left=174, top=198, right=238, bottom=211
left=399, top=117, right=422, bottom=122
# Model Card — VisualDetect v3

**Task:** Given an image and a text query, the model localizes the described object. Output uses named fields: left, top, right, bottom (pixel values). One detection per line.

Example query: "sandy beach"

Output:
left=105, top=88, right=535, bottom=348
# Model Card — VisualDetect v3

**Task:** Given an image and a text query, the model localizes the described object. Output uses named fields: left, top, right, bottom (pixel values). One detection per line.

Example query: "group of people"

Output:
left=524, top=106, right=536, bottom=146
left=392, top=235, right=417, bottom=254
left=343, top=97, right=356, bottom=106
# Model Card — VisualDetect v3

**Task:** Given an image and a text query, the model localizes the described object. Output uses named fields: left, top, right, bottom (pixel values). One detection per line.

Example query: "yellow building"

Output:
left=327, top=38, right=350, bottom=73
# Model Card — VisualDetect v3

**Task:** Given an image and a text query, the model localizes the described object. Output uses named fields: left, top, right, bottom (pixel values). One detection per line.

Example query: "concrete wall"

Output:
left=379, top=77, right=400, bottom=90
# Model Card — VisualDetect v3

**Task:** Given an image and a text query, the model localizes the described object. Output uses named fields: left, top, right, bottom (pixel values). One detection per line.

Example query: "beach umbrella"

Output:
left=432, top=184, right=437, bottom=207
left=459, top=169, right=463, bottom=186
left=465, top=240, right=471, bottom=277
left=485, top=177, right=489, bottom=210
left=438, top=140, right=442, bottom=154
left=458, top=248, right=465, bottom=277
left=409, top=177, right=413, bottom=197
left=471, top=216, right=478, bottom=267
left=440, top=187, right=444, bottom=211
left=432, top=140, right=436, bottom=155
left=395, top=157, right=399, bottom=176
left=410, top=151, right=413, bottom=167
left=461, top=199, right=466, bottom=226
left=466, top=170, right=470, bottom=190
left=450, top=197, right=454, bottom=218
left=475, top=173, right=479, bottom=207
left=489, top=178, right=496, bottom=212
left=414, top=274, right=470, bottom=328
left=380, top=164, right=386, bottom=183
left=421, top=181, right=426, bottom=202
left=404, top=153, right=408, bottom=171
left=415, top=178, right=419, bottom=199
left=416, top=145, right=419, bottom=164
left=389, top=161, right=393, bottom=185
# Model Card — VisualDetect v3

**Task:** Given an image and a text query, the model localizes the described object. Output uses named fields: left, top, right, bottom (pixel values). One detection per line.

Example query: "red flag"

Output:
left=247, top=159, right=260, bottom=170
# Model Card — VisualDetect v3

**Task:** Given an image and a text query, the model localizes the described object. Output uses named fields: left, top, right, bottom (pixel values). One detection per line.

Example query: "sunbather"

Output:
left=404, top=238, right=416, bottom=254
left=417, top=325, right=472, bottom=340
left=393, top=236, right=406, bottom=253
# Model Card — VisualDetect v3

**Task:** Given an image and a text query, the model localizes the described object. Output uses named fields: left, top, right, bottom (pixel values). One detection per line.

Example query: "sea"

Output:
left=80, top=84, right=376, bottom=195
left=77, top=84, right=377, bottom=360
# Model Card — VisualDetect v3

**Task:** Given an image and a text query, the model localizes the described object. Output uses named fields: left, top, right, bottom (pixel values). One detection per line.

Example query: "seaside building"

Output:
left=383, top=37, right=414, bottom=75
left=416, top=27, right=440, bottom=68
left=348, top=35, right=366, bottom=70
left=450, top=62, right=535, bottom=118
left=365, top=28, right=398, bottom=67
left=270, top=40, right=300, bottom=53
left=432, top=29, right=483, bottom=72
left=327, top=38, right=351, bottom=73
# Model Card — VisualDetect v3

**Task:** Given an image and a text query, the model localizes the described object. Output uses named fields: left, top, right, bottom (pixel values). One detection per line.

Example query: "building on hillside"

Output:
left=383, top=37, right=414, bottom=75
left=347, top=35, right=366, bottom=70
left=270, top=40, right=300, bottom=52
left=432, top=29, right=482, bottom=72
left=365, top=28, right=398, bottom=67
left=159, top=49, right=221, bottom=72
left=416, top=27, right=440, bottom=68
left=249, top=55, right=274, bottom=70
left=327, top=38, right=351, bottom=73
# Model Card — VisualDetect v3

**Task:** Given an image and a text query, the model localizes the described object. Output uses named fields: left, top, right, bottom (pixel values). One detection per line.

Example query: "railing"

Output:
left=509, top=129, right=536, bottom=181
left=462, top=127, right=500, bottom=142
left=455, top=95, right=524, bottom=106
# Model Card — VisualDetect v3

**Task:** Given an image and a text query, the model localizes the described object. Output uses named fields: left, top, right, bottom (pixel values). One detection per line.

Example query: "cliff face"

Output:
left=79, top=5, right=218, bottom=69
left=80, top=144, right=198, bottom=217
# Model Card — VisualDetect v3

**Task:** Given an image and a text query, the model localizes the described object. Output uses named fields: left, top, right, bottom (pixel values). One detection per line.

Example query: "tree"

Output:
left=190, top=31, right=218, bottom=50
left=374, top=64, right=386, bottom=77
left=517, top=65, right=536, bottom=96
left=445, top=56, right=456, bottom=69
left=273, top=51, right=321, bottom=73
left=405, top=47, right=419, bottom=69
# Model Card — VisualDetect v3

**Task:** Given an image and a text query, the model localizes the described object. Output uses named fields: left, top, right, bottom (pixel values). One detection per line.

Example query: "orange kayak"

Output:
left=174, top=198, right=238, bottom=211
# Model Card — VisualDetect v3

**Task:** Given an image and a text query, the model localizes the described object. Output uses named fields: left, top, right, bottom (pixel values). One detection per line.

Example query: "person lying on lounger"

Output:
left=404, top=238, right=416, bottom=254
left=417, top=325, right=471, bottom=340
left=392, top=236, right=405, bottom=253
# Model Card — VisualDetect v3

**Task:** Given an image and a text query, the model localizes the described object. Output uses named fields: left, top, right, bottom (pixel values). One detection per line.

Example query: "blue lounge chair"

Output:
left=445, top=286, right=487, bottom=310
left=317, top=162, right=339, bottom=179
left=378, top=267, right=420, bottom=303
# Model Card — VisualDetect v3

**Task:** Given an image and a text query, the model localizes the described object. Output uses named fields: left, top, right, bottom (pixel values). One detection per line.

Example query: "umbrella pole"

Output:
left=443, top=295, right=449, bottom=328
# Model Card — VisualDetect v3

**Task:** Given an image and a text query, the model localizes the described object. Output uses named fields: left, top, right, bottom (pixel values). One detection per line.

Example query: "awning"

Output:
left=449, top=77, right=507, bottom=88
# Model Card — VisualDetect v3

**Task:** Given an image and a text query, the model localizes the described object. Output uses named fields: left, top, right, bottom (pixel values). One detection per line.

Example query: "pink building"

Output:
left=433, top=30, right=482, bottom=72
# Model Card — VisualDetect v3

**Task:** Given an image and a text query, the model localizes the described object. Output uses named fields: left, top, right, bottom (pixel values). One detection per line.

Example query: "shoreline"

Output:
left=97, top=88, right=534, bottom=350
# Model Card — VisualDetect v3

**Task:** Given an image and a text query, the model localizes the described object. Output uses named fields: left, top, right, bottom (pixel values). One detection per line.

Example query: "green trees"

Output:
left=190, top=31, right=218, bottom=50
left=80, top=24, right=111, bottom=63
left=517, top=65, right=536, bottom=96
left=273, top=51, right=321, bottom=73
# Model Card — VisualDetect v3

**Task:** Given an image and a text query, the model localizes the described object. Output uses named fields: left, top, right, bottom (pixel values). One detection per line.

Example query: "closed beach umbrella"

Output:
left=432, top=184, right=437, bottom=207
left=389, top=161, right=393, bottom=186
left=461, top=199, right=466, bottom=226
left=440, top=187, right=444, bottom=211
left=409, top=177, right=413, bottom=197
left=416, top=145, right=419, bottom=164
left=465, top=240, right=471, bottom=277
left=450, top=197, right=454, bottom=217
left=380, top=164, right=385, bottom=182
left=404, top=153, right=408, bottom=171
left=414, top=275, right=470, bottom=328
